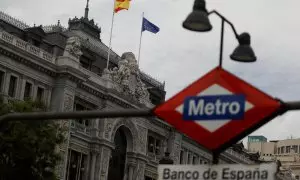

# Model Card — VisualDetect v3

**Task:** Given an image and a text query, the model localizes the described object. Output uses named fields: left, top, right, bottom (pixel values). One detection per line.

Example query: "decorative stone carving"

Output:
left=169, top=132, right=182, bottom=164
left=55, top=92, right=75, bottom=179
left=63, top=93, right=74, bottom=112
left=104, top=121, right=113, bottom=139
left=64, top=36, right=83, bottom=59
left=103, top=52, right=151, bottom=105
left=137, top=125, right=147, bottom=154
left=173, top=144, right=181, bottom=164
left=101, top=148, right=110, bottom=176
left=145, top=170, right=157, bottom=179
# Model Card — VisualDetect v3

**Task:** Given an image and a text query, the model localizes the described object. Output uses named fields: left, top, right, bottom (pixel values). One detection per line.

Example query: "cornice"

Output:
left=127, top=151, right=149, bottom=162
left=90, top=137, right=115, bottom=150
left=56, top=65, right=88, bottom=84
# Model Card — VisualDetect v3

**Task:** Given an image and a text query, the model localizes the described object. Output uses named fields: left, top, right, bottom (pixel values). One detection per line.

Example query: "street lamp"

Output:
left=182, top=0, right=257, bottom=66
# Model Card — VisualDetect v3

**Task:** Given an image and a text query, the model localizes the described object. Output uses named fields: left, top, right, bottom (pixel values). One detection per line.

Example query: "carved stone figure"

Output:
left=64, top=36, right=83, bottom=59
left=104, top=52, right=151, bottom=105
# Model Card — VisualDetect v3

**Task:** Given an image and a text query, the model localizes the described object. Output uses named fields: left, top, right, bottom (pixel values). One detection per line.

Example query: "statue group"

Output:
left=104, top=52, right=151, bottom=105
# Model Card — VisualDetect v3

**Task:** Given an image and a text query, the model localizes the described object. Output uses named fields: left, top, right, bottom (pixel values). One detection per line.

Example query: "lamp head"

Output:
left=182, top=0, right=212, bottom=32
left=230, top=32, right=257, bottom=62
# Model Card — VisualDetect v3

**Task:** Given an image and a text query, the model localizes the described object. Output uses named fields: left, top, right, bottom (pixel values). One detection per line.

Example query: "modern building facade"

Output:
left=248, top=135, right=300, bottom=179
left=0, top=3, right=260, bottom=180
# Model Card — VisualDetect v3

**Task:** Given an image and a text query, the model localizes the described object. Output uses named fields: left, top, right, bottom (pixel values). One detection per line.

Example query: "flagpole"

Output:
left=106, top=1, right=116, bottom=69
left=137, top=12, right=144, bottom=66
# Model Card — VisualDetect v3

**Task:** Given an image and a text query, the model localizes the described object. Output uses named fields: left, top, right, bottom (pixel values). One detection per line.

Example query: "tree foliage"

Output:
left=0, top=98, right=65, bottom=180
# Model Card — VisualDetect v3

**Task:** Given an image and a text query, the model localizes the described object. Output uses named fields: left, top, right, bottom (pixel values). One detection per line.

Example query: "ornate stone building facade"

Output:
left=0, top=4, right=260, bottom=180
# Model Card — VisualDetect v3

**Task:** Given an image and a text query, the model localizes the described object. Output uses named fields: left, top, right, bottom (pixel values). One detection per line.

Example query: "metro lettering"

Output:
left=188, top=99, right=241, bottom=116
left=183, top=95, right=245, bottom=121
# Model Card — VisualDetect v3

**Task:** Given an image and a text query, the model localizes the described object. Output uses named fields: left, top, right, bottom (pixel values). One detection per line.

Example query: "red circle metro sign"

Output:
left=154, top=67, right=281, bottom=152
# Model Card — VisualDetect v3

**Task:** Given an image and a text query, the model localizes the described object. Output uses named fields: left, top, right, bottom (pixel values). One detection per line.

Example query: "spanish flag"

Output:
left=114, top=0, right=130, bottom=13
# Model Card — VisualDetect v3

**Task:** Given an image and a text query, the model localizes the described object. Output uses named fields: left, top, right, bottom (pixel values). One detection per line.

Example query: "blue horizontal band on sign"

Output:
left=182, top=94, right=246, bottom=121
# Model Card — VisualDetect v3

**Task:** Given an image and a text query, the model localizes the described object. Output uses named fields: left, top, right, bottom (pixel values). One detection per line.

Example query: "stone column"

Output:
left=19, top=75, right=26, bottom=100
left=95, top=143, right=113, bottom=180
left=128, top=165, right=134, bottom=180
left=3, top=71, right=11, bottom=97
left=167, top=130, right=175, bottom=154
left=167, top=130, right=182, bottom=164
left=89, top=152, right=97, bottom=180
left=83, top=153, right=90, bottom=180
left=50, top=77, right=77, bottom=180
left=136, top=125, right=148, bottom=155
left=90, top=107, right=103, bottom=137
left=182, top=149, right=187, bottom=164
left=188, top=152, right=193, bottom=165
left=132, top=153, right=148, bottom=180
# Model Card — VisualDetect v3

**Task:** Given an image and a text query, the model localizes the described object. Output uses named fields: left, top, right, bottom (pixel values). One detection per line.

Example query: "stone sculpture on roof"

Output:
left=64, top=36, right=83, bottom=59
left=103, top=52, right=151, bottom=105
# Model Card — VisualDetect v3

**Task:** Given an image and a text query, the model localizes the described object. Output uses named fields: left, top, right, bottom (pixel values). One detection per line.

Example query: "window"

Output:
left=180, top=150, right=184, bottom=164
left=286, top=146, right=291, bottom=153
left=0, top=71, right=4, bottom=92
left=200, top=159, right=203, bottom=164
left=33, top=40, right=40, bottom=47
left=281, top=147, right=284, bottom=154
left=147, top=136, right=161, bottom=155
left=155, top=139, right=161, bottom=155
left=80, top=61, right=90, bottom=70
left=23, top=82, right=32, bottom=99
left=292, top=145, right=298, bottom=153
left=36, top=87, right=44, bottom=102
left=66, top=149, right=87, bottom=180
left=277, top=148, right=280, bottom=154
left=8, top=76, right=17, bottom=97
left=147, top=134, right=162, bottom=156
left=147, top=136, right=155, bottom=153
left=73, top=103, right=91, bottom=130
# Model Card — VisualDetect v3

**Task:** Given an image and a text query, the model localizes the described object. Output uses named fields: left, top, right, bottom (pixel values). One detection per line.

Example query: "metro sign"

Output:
left=154, top=67, right=281, bottom=152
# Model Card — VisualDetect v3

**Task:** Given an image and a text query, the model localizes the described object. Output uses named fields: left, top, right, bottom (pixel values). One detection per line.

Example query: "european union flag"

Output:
left=142, top=17, right=160, bottom=34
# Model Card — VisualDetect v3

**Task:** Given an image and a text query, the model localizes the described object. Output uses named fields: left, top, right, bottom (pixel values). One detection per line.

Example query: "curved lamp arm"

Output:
left=208, top=10, right=239, bottom=40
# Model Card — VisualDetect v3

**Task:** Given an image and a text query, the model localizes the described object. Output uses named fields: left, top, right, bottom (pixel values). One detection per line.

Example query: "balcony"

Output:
left=223, top=148, right=253, bottom=164
left=71, top=120, right=91, bottom=136
left=147, top=152, right=160, bottom=164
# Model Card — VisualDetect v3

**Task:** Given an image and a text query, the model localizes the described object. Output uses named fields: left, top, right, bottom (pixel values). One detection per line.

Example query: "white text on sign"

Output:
left=183, top=95, right=245, bottom=120
left=158, top=163, right=276, bottom=180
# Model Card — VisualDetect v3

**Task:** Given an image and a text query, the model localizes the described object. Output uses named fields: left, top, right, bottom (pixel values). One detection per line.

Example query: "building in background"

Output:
left=248, top=135, right=300, bottom=179
left=0, top=2, right=260, bottom=180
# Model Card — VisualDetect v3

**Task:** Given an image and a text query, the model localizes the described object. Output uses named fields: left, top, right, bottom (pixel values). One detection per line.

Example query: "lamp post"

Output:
left=182, top=0, right=257, bottom=67
left=182, top=0, right=257, bottom=164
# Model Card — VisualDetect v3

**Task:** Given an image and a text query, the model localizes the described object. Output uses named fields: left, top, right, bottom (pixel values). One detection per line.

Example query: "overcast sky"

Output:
left=1, top=0, right=300, bottom=143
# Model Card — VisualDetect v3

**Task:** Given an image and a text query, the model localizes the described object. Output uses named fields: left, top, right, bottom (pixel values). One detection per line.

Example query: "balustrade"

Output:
left=71, top=120, right=91, bottom=135
left=0, top=31, right=55, bottom=63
